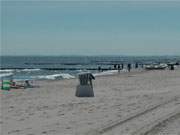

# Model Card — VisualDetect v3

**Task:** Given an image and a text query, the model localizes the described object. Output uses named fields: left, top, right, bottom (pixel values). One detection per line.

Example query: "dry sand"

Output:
left=1, top=69, right=180, bottom=135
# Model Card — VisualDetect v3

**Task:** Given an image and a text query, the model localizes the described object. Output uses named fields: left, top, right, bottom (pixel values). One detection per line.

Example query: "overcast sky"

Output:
left=1, top=1, right=180, bottom=56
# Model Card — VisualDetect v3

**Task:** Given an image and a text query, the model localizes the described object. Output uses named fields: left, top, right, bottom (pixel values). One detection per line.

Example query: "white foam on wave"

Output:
left=35, top=73, right=75, bottom=80
left=121, top=69, right=128, bottom=72
left=93, top=69, right=129, bottom=77
left=0, top=69, right=14, bottom=73
left=21, top=69, right=41, bottom=72
left=93, top=70, right=118, bottom=77
left=0, top=73, right=14, bottom=78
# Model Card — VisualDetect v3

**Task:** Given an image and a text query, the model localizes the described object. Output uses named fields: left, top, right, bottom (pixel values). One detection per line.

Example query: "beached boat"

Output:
left=145, top=64, right=168, bottom=70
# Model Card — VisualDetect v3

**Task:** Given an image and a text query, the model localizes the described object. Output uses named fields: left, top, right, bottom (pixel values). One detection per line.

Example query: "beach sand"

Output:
left=1, top=69, right=180, bottom=135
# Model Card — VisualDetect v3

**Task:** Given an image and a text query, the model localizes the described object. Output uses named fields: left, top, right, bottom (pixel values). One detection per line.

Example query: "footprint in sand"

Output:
left=28, top=112, right=34, bottom=116
left=116, top=114, right=122, bottom=117
left=18, top=118, right=25, bottom=121
left=66, top=127, right=72, bottom=129
left=57, top=113, right=65, bottom=116
left=42, top=129, right=57, bottom=134
left=8, top=129, right=21, bottom=134
left=41, top=131, right=47, bottom=134
left=87, top=122, right=93, bottom=125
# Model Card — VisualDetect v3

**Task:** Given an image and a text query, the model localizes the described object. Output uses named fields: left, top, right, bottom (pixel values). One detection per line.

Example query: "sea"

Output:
left=0, top=56, right=180, bottom=80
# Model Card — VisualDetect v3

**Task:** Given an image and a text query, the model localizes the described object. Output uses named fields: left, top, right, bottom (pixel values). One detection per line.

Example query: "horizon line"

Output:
left=1, top=55, right=180, bottom=57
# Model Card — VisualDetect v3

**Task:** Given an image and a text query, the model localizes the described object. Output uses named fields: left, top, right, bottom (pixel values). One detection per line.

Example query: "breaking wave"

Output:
left=93, top=69, right=129, bottom=77
left=35, top=73, right=75, bottom=80
left=93, top=70, right=118, bottom=77
left=0, top=69, right=14, bottom=73
left=21, top=69, right=41, bottom=72
left=0, top=73, right=14, bottom=78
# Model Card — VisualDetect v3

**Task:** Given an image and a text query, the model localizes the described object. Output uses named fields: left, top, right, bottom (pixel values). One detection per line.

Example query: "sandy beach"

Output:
left=1, top=69, right=180, bottom=135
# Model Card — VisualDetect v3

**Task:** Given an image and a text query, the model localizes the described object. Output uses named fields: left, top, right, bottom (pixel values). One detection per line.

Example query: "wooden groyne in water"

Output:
left=0, top=68, right=114, bottom=71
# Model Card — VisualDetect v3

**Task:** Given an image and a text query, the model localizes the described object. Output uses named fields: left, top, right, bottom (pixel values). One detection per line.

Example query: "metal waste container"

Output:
left=76, top=72, right=95, bottom=97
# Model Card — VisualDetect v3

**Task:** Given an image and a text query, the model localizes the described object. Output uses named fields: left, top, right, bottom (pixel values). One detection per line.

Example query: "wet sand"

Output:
left=1, top=69, right=180, bottom=135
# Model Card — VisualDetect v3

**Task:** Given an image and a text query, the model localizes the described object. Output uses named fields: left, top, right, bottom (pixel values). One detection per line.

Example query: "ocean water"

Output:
left=0, top=56, right=180, bottom=80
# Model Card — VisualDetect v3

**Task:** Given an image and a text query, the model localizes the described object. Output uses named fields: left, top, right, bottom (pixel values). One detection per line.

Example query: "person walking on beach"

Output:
left=121, top=63, right=124, bottom=70
left=114, top=64, right=117, bottom=70
left=127, top=63, right=131, bottom=72
left=135, top=63, right=138, bottom=69
left=170, top=65, right=174, bottom=70
left=118, top=64, right=121, bottom=73
left=98, top=66, right=102, bottom=72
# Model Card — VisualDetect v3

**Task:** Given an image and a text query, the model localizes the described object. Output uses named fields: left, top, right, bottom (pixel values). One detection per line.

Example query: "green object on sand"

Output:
left=1, top=80, right=11, bottom=90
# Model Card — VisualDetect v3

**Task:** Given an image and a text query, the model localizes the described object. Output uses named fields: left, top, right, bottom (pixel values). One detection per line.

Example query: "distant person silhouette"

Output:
left=170, top=65, right=174, bottom=70
left=135, top=63, right=138, bottom=69
left=114, top=64, right=117, bottom=70
left=118, top=64, right=121, bottom=73
left=98, top=66, right=101, bottom=72
left=127, top=64, right=131, bottom=72
left=121, top=63, right=124, bottom=69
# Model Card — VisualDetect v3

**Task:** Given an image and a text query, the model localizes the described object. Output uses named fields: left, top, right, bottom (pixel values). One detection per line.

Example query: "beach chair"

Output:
left=76, top=72, right=95, bottom=97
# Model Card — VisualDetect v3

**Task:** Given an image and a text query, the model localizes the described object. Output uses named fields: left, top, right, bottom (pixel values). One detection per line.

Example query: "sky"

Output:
left=1, top=1, right=180, bottom=56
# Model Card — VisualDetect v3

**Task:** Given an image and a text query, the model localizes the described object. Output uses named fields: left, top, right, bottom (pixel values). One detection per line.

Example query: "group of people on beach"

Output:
left=10, top=80, right=32, bottom=89
left=98, top=63, right=139, bottom=72
left=97, top=62, right=179, bottom=73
